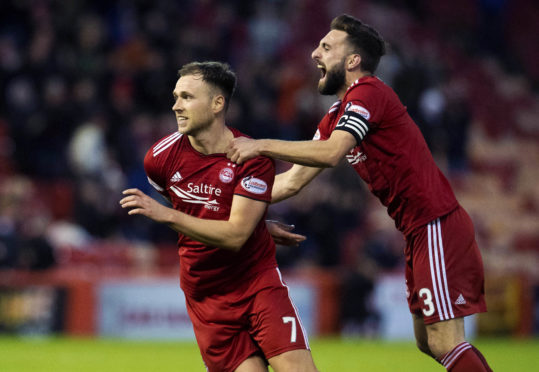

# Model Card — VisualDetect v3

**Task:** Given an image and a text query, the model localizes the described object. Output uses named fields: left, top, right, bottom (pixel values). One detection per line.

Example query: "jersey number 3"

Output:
left=419, top=288, right=435, bottom=316
left=282, top=316, right=297, bottom=343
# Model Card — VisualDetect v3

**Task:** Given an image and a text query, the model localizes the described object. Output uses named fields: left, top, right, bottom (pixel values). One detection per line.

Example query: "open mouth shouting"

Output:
left=317, top=64, right=327, bottom=79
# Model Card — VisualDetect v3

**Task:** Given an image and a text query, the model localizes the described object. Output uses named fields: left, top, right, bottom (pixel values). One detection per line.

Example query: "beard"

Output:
left=318, top=59, right=346, bottom=95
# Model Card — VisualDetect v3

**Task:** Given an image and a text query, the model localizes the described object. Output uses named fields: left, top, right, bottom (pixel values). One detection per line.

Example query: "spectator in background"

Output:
left=0, top=177, right=56, bottom=270
left=441, top=79, right=472, bottom=175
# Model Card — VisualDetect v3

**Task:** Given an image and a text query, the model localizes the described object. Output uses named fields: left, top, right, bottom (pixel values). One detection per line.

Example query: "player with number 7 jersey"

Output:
left=145, top=128, right=313, bottom=372
left=122, top=61, right=318, bottom=372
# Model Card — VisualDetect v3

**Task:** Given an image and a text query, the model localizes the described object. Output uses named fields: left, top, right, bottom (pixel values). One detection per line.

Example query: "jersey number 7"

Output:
left=282, top=316, right=297, bottom=342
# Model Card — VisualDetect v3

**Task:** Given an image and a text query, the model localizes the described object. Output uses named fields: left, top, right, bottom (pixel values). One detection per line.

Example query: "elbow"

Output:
left=316, top=145, right=343, bottom=167
left=325, top=155, right=341, bottom=167
left=318, top=152, right=341, bottom=168
left=223, top=241, right=243, bottom=252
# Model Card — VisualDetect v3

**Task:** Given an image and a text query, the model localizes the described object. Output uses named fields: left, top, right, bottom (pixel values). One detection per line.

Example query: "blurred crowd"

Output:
left=0, top=0, right=538, bottom=332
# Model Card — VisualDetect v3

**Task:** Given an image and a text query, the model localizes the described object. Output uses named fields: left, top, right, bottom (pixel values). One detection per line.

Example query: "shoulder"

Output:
left=144, top=131, right=183, bottom=175
left=243, top=154, right=275, bottom=172
left=345, top=76, right=388, bottom=100
left=149, top=131, right=183, bottom=158
left=343, top=77, right=394, bottom=120
left=228, top=126, right=274, bottom=169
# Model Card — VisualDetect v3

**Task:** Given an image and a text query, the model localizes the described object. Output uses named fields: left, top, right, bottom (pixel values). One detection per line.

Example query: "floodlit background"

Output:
left=0, top=0, right=538, bottom=370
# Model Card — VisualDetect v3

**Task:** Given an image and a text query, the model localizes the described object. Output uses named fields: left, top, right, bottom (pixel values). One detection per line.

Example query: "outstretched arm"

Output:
left=226, top=130, right=356, bottom=167
left=120, top=188, right=267, bottom=252
left=272, top=164, right=323, bottom=203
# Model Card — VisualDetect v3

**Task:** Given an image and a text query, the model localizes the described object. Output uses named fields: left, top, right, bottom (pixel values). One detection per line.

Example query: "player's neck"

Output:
left=338, top=71, right=372, bottom=99
left=188, top=121, right=233, bottom=155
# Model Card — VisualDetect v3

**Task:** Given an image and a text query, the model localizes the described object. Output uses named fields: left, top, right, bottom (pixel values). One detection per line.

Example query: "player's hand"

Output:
left=120, top=188, right=171, bottom=223
left=266, top=220, right=306, bottom=247
left=226, top=137, right=261, bottom=164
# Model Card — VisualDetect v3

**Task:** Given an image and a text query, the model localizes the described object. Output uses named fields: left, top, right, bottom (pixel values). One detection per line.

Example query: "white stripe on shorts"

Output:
left=275, top=268, right=310, bottom=349
left=428, top=218, right=454, bottom=321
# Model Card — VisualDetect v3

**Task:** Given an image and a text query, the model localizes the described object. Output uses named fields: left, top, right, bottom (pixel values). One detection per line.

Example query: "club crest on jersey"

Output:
left=241, top=176, right=267, bottom=194
left=345, top=102, right=371, bottom=120
left=219, top=167, right=234, bottom=184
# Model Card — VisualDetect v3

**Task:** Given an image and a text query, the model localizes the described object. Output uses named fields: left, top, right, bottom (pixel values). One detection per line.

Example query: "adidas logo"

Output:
left=455, top=294, right=466, bottom=305
left=170, top=171, right=182, bottom=183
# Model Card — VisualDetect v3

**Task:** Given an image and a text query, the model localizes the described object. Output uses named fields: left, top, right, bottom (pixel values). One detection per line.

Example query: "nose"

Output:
left=172, top=98, right=182, bottom=112
left=311, top=46, right=321, bottom=62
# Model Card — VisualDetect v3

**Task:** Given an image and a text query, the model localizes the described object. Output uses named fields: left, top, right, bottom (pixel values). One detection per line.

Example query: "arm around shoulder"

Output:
left=258, top=130, right=356, bottom=168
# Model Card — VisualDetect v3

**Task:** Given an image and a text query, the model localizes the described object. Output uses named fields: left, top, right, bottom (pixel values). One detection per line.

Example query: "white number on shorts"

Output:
left=282, top=316, right=297, bottom=343
left=419, top=288, right=435, bottom=316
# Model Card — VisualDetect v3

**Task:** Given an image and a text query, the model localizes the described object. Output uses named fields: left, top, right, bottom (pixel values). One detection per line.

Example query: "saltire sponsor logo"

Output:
left=427, top=218, right=455, bottom=322
left=241, top=176, right=267, bottom=194
left=170, top=185, right=220, bottom=211
left=153, top=132, right=182, bottom=157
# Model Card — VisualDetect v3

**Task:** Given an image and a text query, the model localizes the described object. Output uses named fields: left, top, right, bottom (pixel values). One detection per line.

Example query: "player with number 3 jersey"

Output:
left=227, top=14, right=491, bottom=372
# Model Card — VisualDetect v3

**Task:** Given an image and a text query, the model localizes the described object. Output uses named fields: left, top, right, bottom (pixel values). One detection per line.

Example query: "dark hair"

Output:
left=330, top=14, right=386, bottom=73
left=177, top=61, right=237, bottom=111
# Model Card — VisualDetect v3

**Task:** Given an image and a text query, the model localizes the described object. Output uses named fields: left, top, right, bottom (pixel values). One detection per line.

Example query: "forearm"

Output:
left=258, top=139, right=342, bottom=167
left=271, top=165, right=323, bottom=203
left=121, top=189, right=264, bottom=252
left=272, top=175, right=300, bottom=203
left=163, top=208, right=250, bottom=251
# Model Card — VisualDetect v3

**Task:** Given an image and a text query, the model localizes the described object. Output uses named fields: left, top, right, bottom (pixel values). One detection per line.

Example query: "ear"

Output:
left=212, top=95, right=226, bottom=114
left=347, top=54, right=362, bottom=70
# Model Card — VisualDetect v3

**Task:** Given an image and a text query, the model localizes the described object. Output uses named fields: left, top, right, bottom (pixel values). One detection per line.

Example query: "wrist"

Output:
left=162, top=206, right=178, bottom=225
left=258, top=139, right=270, bottom=156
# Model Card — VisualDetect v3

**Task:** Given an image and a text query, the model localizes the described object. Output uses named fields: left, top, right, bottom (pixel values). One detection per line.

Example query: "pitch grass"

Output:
left=1, top=336, right=537, bottom=371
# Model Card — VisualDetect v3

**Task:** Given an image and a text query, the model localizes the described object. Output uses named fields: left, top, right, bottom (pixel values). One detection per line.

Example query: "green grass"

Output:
left=1, top=336, right=537, bottom=371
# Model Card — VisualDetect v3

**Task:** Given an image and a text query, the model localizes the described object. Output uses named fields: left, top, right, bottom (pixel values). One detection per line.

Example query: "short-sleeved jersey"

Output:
left=144, top=127, right=277, bottom=297
left=315, top=76, right=458, bottom=235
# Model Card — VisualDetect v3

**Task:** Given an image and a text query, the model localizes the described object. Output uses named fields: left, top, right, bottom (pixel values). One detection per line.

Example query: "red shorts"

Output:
left=185, top=268, right=310, bottom=372
left=405, top=205, right=487, bottom=324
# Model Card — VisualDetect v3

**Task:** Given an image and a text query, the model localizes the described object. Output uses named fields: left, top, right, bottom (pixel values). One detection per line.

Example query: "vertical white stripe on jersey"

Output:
left=428, top=223, right=444, bottom=320
left=437, top=219, right=455, bottom=319
left=432, top=220, right=450, bottom=320
left=276, top=268, right=310, bottom=349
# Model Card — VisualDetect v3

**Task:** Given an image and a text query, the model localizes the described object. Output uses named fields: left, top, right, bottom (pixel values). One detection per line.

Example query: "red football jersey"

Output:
left=144, top=127, right=277, bottom=297
left=315, top=76, right=458, bottom=235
